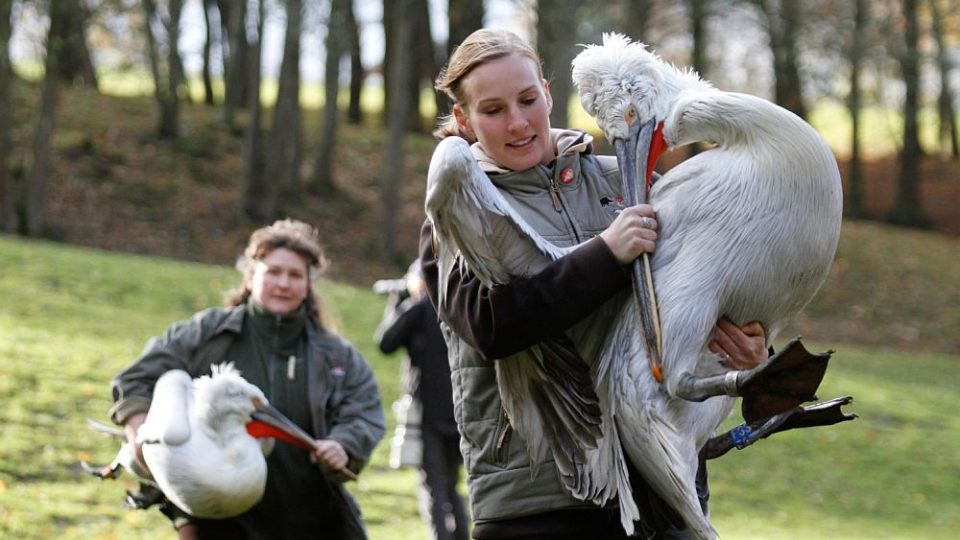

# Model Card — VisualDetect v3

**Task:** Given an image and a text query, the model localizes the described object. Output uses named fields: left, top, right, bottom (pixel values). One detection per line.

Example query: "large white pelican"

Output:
left=87, top=363, right=329, bottom=519
left=426, top=33, right=845, bottom=539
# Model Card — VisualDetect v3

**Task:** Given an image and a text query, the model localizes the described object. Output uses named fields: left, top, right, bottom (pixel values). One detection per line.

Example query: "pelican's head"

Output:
left=195, top=363, right=317, bottom=451
left=194, top=363, right=267, bottom=424
left=571, top=33, right=669, bottom=143
left=572, top=33, right=708, bottom=197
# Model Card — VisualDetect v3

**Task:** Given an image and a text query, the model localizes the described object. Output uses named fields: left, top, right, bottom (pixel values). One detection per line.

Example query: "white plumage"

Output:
left=136, top=364, right=291, bottom=519
left=426, top=33, right=842, bottom=539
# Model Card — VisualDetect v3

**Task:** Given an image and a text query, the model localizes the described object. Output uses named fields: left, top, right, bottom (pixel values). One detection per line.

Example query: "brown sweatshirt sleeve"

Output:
left=418, top=219, right=631, bottom=359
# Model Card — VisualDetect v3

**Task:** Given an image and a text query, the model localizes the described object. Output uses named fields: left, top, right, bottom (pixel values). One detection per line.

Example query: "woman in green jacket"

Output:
left=110, top=219, right=385, bottom=540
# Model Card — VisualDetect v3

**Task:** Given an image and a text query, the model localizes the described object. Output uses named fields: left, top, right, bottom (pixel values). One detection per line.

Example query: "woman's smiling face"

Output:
left=454, top=53, right=555, bottom=171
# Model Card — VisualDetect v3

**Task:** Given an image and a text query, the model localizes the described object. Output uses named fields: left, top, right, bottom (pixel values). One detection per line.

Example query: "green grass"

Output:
left=1, top=233, right=958, bottom=539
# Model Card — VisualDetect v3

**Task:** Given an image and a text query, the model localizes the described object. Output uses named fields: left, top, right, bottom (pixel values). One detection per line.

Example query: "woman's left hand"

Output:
left=311, top=439, right=349, bottom=471
left=708, top=317, right=767, bottom=370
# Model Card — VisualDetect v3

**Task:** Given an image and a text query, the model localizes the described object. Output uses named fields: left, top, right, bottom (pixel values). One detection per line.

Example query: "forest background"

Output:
left=0, top=0, right=958, bottom=538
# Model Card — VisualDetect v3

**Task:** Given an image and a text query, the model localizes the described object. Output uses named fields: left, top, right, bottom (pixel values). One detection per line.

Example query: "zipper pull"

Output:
left=548, top=179, right=562, bottom=212
left=287, top=355, right=296, bottom=381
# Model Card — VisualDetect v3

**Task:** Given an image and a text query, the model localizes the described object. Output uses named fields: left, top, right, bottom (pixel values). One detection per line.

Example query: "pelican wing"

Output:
left=425, top=137, right=566, bottom=304
left=137, top=369, right=193, bottom=446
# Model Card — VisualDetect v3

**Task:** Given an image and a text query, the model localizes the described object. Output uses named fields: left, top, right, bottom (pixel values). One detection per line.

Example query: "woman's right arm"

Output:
left=108, top=314, right=211, bottom=425
left=419, top=219, right=633, bottom=359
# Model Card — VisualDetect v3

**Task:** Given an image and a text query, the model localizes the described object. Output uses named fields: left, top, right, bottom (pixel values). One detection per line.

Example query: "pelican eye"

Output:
left=625, top=106, right=638, bottom=126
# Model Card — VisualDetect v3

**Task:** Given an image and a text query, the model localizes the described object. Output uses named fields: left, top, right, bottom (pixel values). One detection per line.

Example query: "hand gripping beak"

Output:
left=247, top=400, right=358, bottom=480
left=613, top=119, right=665, bottom=383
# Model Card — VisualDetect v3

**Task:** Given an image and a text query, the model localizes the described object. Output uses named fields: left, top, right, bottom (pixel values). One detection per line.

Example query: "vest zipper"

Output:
left=494, top=409, right=513, bottom=465
left=546, top=168, right=582, bottom=242
left=548, top=178, right=562, bottom=212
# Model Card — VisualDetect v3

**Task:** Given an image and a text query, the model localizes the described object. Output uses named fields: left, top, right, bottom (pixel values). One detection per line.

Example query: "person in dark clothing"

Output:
left=109, top=219, right=385, bottom=540
left=376, top=261, right=469, bottom=540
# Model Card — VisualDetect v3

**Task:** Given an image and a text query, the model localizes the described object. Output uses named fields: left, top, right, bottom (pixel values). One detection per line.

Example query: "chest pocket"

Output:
left=498, top=189, right=575, bottom=245
left=568, top=156, right=624, bottom=239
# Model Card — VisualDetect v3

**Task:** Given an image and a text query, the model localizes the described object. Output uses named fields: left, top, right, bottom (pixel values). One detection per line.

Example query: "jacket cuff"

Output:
left=108, top=396, right=152, bottom=425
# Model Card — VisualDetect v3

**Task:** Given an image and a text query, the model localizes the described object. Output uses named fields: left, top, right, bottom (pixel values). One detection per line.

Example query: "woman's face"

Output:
left=454, top=53, right=555, bottom=171
left=247, top=247, right=310, bottom=315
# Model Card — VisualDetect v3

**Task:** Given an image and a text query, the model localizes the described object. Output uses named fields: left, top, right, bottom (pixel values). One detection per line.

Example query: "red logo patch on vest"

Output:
left=560, top=167, right=575, bottom=185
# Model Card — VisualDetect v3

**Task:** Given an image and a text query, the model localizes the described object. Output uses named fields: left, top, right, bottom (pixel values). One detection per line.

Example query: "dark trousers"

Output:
left=420, top=425, right=469, bottom=540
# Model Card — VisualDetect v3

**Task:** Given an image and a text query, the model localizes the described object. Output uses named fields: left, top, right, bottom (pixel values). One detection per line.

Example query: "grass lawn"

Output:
left=1, top=233, right=958, bottom=539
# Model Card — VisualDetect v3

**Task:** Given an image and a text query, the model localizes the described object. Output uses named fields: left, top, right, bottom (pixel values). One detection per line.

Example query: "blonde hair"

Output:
left=226, top=219, right=336, bottom=331
left=433, top=29, right=544, bottom=141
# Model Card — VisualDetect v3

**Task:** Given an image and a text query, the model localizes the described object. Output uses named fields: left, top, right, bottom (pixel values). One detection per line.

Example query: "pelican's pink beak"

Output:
left=247, top=400, right=316, bottom=451
left=247, top=400, right=358, bottom=480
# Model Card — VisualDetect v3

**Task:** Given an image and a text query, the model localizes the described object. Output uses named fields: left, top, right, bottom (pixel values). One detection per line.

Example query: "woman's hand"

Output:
left=708, top=317, right=767, bottom=370
left=599, top=204, right=658, bottom=264
left=310, top=439, right=349, bottom=472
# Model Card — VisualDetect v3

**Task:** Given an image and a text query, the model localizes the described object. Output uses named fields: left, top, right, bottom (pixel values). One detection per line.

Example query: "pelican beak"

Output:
left=248, top=400, right=317, bottom=451
left=248, top=400, right=359, bottom=480
left=613, top=118, right=657, bottom=205
left=612, top=118, right=665, bottom=383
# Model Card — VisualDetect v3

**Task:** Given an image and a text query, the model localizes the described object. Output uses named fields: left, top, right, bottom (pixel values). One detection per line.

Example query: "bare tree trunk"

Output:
left=759, top=0, right=807, bottom=119
left=441, top=0, right=483, bottom=119
left=887, top=0, right=930, bottom=227
left=346, top=0, right=364, bottom=124
left=688, top=0, right=709, bottom=76
left=447, top=0, right=483, bottom=56
left=537, top=0, right=585, bottom=128
left=685, top=0, right=711, bottom=157
left=408, top=0, right=431, bottom=133
left=143, top=0, right=184, bottom=138
left=311, top=0, right=348, bottom=196
left=56, top=0, right=97, bottom=89
left=242, top=0, right=268, bottom=221
left=382, top=0, right=396, bottom=128
left=263, top=0, right=303, bottom=207
left=201, top=0, right=216, bottom=105
left=620, top=0, right=652, bottom=42
left=164, top=0, right=184, bottom=134
left=845, top=0, right=867, bottom=218
left=0, top=0, right=13, bottom=231
left=26, top=0, right=69, bottom=236
left=143, top=0, right=163, bottom=100
left=223, top=0, right=248, bottom=133
left=380, top=0, right=414, bottom=264
left=930, top=0, right=958, bottom=158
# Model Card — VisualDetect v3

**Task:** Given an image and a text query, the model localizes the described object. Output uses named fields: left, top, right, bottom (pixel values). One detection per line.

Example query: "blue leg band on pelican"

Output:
left=730, top=423, right=753, bottom=449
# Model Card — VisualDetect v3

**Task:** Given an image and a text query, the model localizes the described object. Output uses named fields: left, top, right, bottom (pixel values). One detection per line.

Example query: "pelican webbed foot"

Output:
left=80, top=460, right=123, bottom=480
left=674, top=338, right=832, bottom=423
left=125, top=482, right=166, bottom=510
left=702, top=395, right=856, bottom=459
left=738, top=338, right=832, bottom=423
